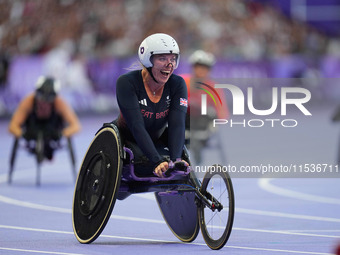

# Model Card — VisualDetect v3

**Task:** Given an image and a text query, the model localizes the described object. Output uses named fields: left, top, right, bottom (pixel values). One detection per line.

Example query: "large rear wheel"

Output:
left=72, top=127, right=122, bottom=244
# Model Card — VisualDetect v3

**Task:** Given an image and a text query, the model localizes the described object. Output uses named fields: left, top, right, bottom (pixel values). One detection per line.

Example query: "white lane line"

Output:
left=111, top=214, right=164, bottom=224
left=0, top=225, right=334, bottom=255
left=258, top=178, right=340, bottom=205
left=236, top=207, right=340, bottom=223
left=1, top=193, right=339, bottom=239
left=0, top=195, right=71, bottom=213
left=285, top=230, right=340, bottom=233
left=234, top=227, right=339, bottom=239
left=1, top=193, right=340, bottom=225
left=0, top=225, right=73, bottom=234
left=1, top=173, right=340, bottom=242
left=226, top=246, right=333, bottom=255
left=0, top=247, right=86, bottom=255
left=0, top=224, right=178, bottom=244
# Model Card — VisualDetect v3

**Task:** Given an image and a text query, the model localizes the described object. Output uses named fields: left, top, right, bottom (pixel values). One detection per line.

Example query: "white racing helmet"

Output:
left=189, top=50, right=216, bottom=67
left=138, top=33, right=180, bottom=69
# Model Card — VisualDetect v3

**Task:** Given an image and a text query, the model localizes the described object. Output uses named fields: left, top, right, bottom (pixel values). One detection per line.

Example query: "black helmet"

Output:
left=35, top=76, right=60, bottom=102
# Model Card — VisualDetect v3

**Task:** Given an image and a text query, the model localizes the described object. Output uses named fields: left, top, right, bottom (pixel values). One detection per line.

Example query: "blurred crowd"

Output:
left=0, top=0, right=338, bottom=61
left=1, top=0, right=340, bottom=116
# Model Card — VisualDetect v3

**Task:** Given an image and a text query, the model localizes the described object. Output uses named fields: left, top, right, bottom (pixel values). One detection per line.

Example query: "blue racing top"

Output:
left=116, top=70, right=188, bottom=166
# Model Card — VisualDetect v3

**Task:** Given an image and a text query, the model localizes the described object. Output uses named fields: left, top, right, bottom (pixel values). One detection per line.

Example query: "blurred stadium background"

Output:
left=0, top=0, right=339, bottom=117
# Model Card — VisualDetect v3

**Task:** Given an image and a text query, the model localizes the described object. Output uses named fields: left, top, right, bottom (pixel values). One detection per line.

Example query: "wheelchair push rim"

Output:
left=198, top=165, right=235, bottom=250
left=72, top=127, right=122, bottom=244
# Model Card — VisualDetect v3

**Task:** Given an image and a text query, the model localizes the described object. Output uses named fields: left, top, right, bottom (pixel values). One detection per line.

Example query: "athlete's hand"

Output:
left=154, top=161, right=169, bottom=178
left=180, top=160, right=189, bottom=166
left=174, top=158, right=189, bottom=167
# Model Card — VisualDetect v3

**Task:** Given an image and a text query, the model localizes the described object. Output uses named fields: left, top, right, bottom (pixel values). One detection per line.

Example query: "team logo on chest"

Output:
left=166, top=95, right=171, bottom=107
left=139, top=98, right=147, bottom=106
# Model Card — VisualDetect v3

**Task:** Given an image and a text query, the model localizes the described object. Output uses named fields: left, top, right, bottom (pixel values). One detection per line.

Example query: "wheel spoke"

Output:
left=205, top=210, right=227, bottom=227
left=199, top=169, right=234, bottom=249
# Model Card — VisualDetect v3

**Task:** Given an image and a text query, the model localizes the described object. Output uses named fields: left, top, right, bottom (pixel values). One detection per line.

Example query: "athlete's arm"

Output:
left=168, top=76, right=188, bottom=161
left=55, top=97, right=81, bottom=137
left=8, top=94, right=34, bottom=138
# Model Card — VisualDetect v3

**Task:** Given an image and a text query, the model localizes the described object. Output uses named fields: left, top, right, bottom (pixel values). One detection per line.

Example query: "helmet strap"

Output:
left=146, top=67, right=158, bottom=84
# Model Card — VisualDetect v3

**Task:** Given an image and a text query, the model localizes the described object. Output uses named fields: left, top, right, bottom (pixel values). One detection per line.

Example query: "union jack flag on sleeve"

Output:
left=180, top=98, right=188, bottom=107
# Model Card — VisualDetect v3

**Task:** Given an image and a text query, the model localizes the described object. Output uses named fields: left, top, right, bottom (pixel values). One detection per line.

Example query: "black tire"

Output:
left=72, top=127, right=122, bottom=244
left=198, top=165, right=234, bottom=250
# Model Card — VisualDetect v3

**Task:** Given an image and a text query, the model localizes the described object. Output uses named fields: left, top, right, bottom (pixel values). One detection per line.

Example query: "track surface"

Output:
left=1, top=109, right=339, bottom=255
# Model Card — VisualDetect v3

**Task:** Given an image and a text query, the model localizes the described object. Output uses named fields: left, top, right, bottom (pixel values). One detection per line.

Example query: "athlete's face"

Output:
left=193, top=64, right=211, bottom=79
left=151, top=54, right=177, bottom=85
left=36, top=98, right=53, bottom=119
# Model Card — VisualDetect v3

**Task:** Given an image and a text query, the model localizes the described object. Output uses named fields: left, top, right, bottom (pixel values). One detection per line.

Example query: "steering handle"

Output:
left=164, top=160, right=189, bottom=177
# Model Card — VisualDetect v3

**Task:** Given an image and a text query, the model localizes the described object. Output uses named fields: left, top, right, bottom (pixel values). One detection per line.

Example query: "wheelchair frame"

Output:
left=8, top=132, right=77, bottom=186
left=72, top=123, right=234, bottom=250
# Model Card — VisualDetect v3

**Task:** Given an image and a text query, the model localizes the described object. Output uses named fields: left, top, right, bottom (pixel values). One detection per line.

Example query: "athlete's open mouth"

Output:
left=160, top=70, right=171, bottom=77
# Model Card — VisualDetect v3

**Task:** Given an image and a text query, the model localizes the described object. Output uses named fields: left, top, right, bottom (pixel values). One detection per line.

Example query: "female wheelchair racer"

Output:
left=72, top=34, right=234, bottom=250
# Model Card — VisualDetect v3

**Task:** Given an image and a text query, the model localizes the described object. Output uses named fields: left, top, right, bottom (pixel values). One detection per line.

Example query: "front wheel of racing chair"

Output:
left=198, top=164, right=234, bottom=250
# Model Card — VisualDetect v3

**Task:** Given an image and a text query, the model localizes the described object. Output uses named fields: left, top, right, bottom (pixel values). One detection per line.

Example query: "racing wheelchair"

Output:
left=8, top=118, right=77, bottom=186
left=72, top=123, right=234, bottom=250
